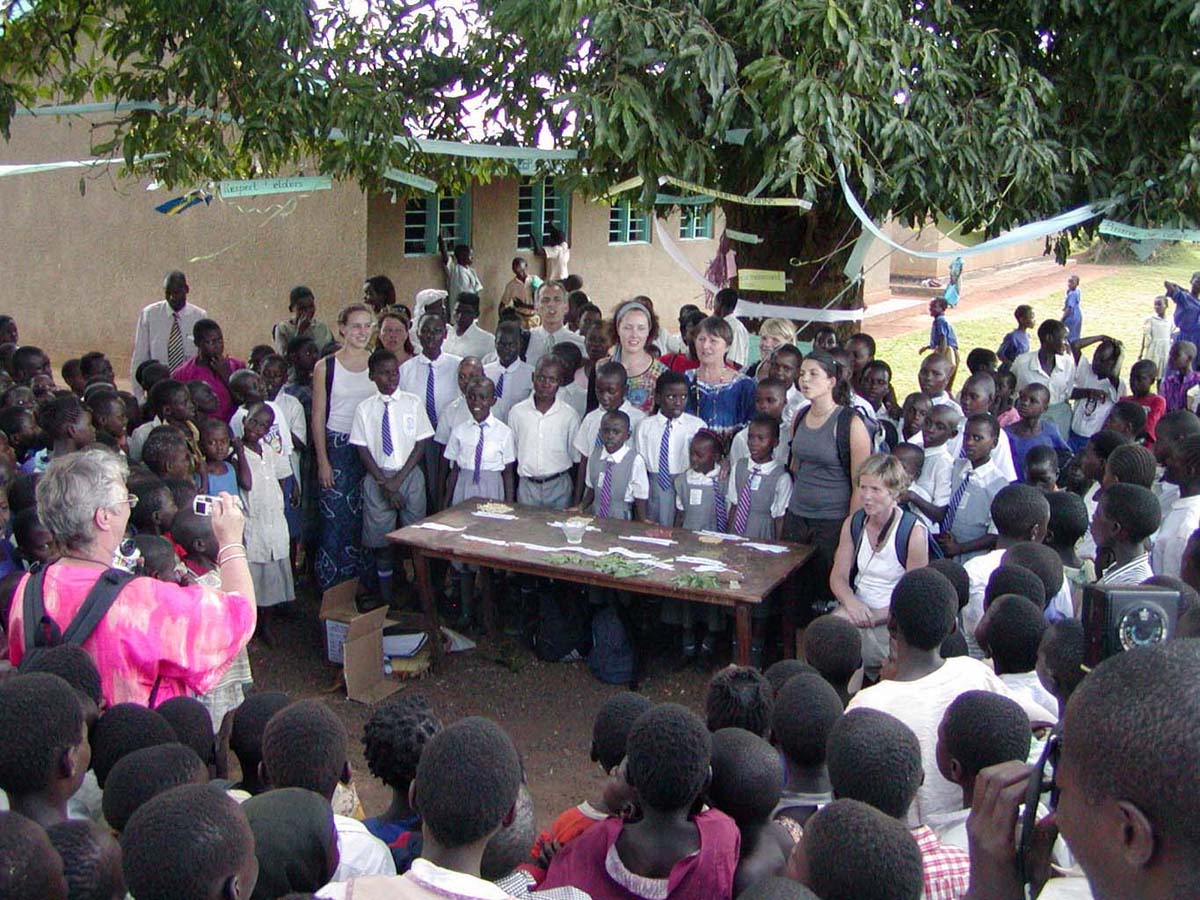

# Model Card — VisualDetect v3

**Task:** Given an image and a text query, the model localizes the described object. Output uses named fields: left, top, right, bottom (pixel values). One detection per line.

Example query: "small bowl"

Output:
left=561, top=519, right=589, bottom=544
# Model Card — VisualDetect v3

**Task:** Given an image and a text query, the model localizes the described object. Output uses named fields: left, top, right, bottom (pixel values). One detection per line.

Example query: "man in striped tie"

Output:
left=130, top=271, right=208, bottom=402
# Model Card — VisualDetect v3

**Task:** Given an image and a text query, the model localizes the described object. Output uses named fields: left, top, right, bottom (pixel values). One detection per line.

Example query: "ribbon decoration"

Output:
left=604, top=174, right=809, bottom=209
left=653, top=217, right=723, bottom=295
left=732, top=299, right=864, bottom=323
left=155, top=189, right=211, bottom=215
left=1098, top=220, right=1200, bottom=243
left=838, top=165, right=1111, bottom=260
left=0, top=152, right=168, bottom=178
left=725, top=228, right=762, bottom=244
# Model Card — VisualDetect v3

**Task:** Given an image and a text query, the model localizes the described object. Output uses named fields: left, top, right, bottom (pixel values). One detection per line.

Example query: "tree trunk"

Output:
left=723, top=189, right=864, bottom=342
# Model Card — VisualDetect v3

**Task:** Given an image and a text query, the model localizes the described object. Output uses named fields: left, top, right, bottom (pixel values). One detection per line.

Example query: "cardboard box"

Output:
left=319, top=581, right=402, bottom=704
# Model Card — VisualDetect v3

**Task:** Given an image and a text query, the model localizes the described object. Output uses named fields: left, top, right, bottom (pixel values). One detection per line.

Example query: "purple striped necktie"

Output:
left=381, top=400, right=394, bottom=457
left=472, top=422, right=486, bottom=484
left=713, top=475, right=728, bottom=533
left=597, top=459, right=614, bottom=517
left=732, top=466, right=760, bottom=536
left=657, top=419, right=673, bottom=490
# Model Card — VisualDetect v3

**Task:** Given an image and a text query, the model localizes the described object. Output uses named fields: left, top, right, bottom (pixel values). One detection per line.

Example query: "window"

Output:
left=609, top=200, right=650, bottom=245
left=517, top=177, right=570, bottom=249
left=680, top=205, right=713, bottom=240
left=403, top=192, right=472, bottom=255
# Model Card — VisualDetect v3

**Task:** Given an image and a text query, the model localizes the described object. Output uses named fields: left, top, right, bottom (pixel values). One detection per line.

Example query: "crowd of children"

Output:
left=3, top=264, right=1200, bottom=897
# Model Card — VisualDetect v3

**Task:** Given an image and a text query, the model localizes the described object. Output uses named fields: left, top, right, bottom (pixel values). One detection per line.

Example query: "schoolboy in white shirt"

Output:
left=916, top=405, right=960, bottom=507
left=508, top=356, right=581, bottom=510
left=579, top=410, right=649, bottom=521
left=634, top=370, right=705, bottom=526
left=398, top=311, right=462, bottom=513
left=350, top=349, right=434, bottom=607
left=483, top=321, right=533, bottom=423
left=442, top=294, right=496, bottom=361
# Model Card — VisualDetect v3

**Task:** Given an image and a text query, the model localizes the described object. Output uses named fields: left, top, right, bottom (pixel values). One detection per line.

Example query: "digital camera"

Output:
left=1080, top=584, right=1182, bottom=667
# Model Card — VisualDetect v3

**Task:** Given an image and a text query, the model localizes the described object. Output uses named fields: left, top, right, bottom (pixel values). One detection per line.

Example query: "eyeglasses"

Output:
left=110, top=494, right=139, bottom=510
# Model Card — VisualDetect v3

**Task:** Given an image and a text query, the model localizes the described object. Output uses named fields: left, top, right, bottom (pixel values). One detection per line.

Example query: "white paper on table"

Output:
left=743, top=542, right=788, bottom=554
left=675, top=555, right=730, bottom=567
left=472, top=511, right=518, bottom=521
left=693, top=565, right=728, bottom=573
left=619, top=535, right=677, bottom=547
left=547, top=521, right=601, bottom=532
left=606, top=546, right=655, bottom=560
left=412, top=522, right=467, bottom=532
left=462, top=534, right=510, bottom=547
left=514, top=542, right=558, bottom=552
left=647, top=561, right=676, bottom=571
left=698, top=530, right=745, bottom=541
left=555, top=546, right=606, bottom=557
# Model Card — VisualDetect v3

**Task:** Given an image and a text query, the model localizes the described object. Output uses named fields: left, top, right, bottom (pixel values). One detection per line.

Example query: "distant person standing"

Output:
left=439, top=232, right=483, bottom=319
left=1062, top=274, right=1083, bottom=343
left=273, top=285, right=333, bottom=356
left=499, top=256, right=538, bottom=328
left=534, top=227, right=570, bottom=282
left=130, top=271, right=207, bottom=400
left=1164, top=273, right=1200, bottom=361
left=714, top=288, right=750, bottom=369
left=362, top=275, right=397, bottom=315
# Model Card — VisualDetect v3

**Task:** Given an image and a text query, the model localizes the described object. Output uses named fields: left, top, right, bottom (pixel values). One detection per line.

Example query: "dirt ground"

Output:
left=245, top=587, right=714, bottom=830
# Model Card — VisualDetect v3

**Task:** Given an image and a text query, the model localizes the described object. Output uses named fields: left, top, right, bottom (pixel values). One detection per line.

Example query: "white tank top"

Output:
left=326, top=358, right=375, bottom=433
left=853, top=510, right=908, bottom=610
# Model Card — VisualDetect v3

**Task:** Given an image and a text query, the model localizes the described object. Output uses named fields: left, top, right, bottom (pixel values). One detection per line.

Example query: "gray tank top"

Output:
left=788, top=408, right=852, bottom=519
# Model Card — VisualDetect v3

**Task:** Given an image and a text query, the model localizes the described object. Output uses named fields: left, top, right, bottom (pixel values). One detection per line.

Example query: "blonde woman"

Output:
left=830, top=453, right=930, bottom=680
left=751, top=317, right=797, bottom=380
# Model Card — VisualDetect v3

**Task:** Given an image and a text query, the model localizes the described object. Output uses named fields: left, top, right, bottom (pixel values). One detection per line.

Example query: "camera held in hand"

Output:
left=1081, top=584, right=1182, bottom=667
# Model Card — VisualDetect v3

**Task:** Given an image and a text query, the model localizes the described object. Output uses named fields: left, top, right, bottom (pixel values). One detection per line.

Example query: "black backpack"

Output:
left=847, top=508, right=944, bottom=588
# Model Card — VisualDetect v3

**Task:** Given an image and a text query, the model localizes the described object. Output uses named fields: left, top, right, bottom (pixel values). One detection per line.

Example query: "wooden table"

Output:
left=388, top=498, right=814, bottom=668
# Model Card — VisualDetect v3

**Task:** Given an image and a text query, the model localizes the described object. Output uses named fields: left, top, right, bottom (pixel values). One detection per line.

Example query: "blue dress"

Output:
left=686, top=372, right=755, bottom=440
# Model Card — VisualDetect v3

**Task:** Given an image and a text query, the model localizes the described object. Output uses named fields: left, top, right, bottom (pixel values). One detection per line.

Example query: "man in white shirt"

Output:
left=484, top=322, right=534, bottom=423
left=508, top=356, right=581, bottom=510
left=715, top=288, right=750, bottom=368
left=130, top=270, right=207, bottom=400
left=525, top=282, right=585, bottom=369
left=398, top=312, right=463, bottom=513
left=1011, top=320, right=1077, bottom=434
left=443, top=294, right=495, bottom=361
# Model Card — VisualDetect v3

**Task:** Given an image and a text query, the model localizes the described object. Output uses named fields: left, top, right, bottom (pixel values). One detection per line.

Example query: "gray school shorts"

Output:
left=362, top=468, right=427, bottom=548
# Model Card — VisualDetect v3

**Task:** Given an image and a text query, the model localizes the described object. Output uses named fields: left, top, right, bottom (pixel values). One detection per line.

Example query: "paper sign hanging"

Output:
left=515, top=159, right=537, bottom=176
left=842, top=231, right=876, bottom=280
left=219, top=175, right=333, bottom=199
left=1098, top=220, right=1200, bottom=243
left=738, top=269, right=787, bottom=292
left=725, top=229, right=762, bottom=244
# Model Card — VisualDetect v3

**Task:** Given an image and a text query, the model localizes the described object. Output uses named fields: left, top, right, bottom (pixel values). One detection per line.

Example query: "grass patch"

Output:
left=879, top=244, right=1200, bottom=399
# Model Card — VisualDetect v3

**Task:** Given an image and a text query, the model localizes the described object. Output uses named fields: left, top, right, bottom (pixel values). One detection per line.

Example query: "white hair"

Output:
left=36, top=449, right=128, bottom=551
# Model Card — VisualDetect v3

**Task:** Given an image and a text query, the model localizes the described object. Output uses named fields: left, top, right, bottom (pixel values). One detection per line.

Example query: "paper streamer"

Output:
left=219, top=175, right=332, bottom=198
left=383, top=168, right=438, bottom=193
left=660, top=175, right=811, bottom=209
left=1098, top=220, right=1200, bottom=243
left=0, top=152, right=168, bottom=178
left=842, top=230, right=876, bottom=280
left=653, top=217, right=723, bottom=295
left=838, top=165, right=1110, bottom=259
left=725, top=228, right=762, bottom=244
left=732, top=299, right=864, bottom=323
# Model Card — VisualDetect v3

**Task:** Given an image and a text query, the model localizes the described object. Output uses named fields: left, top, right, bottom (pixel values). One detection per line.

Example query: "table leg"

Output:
left=782, top=600, right=797, bottom=660
left=735, top=603, right=751, bottom=666
left=479, top=566, right=498, bottom=640
left=411, top=550, right=443, bottom=664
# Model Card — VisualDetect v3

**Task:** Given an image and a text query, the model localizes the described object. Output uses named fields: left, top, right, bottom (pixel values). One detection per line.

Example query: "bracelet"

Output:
left=218, top=553, right=248, bottom=565
left=217, top=543, right=244, bottom=554
left=217, top=548, right=246, bottom=562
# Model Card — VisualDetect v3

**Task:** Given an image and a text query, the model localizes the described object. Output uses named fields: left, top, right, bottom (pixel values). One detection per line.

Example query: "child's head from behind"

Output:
left=599, top=410, right=631, bottom=454
left=966, top=348, right=999, bottom=375
left=1092, top=483, right=1161, bottom=550
left=1153, top=409, right=1200, bottom=466
left=1002, top=540, right=1064, bottom=601
left=413, top=717, right=521, bottom=851
left=705, top=665, right=772, bottom=737
left=594, top=361, right=628, bottom=411
left=976, top=594, right=1046, bottom=675
left=827, top=708, right=921, bottom=820
left=367, top=349, right=400, bottom=397
left=770, top=672, right=844, bottom=773
left=0, top=810, right=69, bottom=900
left=991, top=483, right=1051, bottom=542
left=1082, top=430, right=1130, bottom=482
left=120, top=784, right=257, bottom=900
left=983, top=565, right=1046, bottom=612
left=155, top=697, right=217, bottom=770
left=550, top=342, right=583, bottom=382
left=101, top=743, right=208, bottom=833
left=709, top=727, right=783, bottom=827
left=46, top=819, right=125, bottom=900
left=688, top=429, right=722, bottom=475
left=362, top=694, right=442, bottom=797
left=889, top=568, right=957, bottom=652
left=890, top=442, right=924, bottom=484
left=1164, top=433, right=1200, bottom=489
left=1036, top=619, right=1086, bottom=707
left=590, top=692, right=652, bottom=773
left=1045, top=490, right=1089, bottom=551
left=1104, top=399, right=1147, bottom=440
left=655, top=370, right=690, bottom=420
left=802, top=615, right=863, bottom=696
left=132, top=534, right=179, bottom=581
left=229, top=692, right=291, bottom=792
left=937, top=691, right=1031, bottom=793
left=260, top=700, right=348, bottom=801
left=16, top=644, right=101, bottom=728
left=625, top=703, right=710, bottom=815
left=90, top=703, right=177, bottom=789
left=0, top=673, right=88, bottom=806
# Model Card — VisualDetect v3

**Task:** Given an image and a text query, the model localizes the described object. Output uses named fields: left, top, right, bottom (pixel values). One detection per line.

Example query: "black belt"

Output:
left=524, top=471, right=570, bottom=484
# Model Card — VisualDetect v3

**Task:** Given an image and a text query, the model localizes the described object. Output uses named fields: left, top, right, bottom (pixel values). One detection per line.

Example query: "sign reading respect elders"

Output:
left=219, top=176, right=333, bottom=198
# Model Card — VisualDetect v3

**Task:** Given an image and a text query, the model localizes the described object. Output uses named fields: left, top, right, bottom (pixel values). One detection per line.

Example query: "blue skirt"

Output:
left=316, top=431, right=370, bottom=592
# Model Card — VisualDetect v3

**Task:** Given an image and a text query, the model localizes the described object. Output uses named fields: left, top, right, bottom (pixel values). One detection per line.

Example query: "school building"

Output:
left=1, top=113, right=1041, bottom=379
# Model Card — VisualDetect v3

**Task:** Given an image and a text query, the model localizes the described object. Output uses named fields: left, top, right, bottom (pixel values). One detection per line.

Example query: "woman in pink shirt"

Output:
left=7, top=449, right=256, bottom=708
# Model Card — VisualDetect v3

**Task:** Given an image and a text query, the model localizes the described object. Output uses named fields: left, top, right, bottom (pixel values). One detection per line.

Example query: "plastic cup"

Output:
left=561, top=520, right=588, bottom=544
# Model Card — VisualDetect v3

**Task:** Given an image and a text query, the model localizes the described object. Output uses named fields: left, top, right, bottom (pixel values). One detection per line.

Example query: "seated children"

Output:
left=1153, top=433, right=1200, bottom=578
left=770, top=672, right=844, bottom=833
left=997, top=304, right=1034, bottom=365
left=1093, top=483, right=1160, bottom=584
left=260, top=699, right=395, bottom=881
left=730, top=378, right=791, bottom=468
left=443, top=293, right=494, bottom=360
left=228, top=690, right=291, bottom=796
left=787, top=799, right=923, bottom=900
left=801, top=614, right=862, bottom=705
left=1122, top=358, right=1165, bottom=445
left=484, top=321, right=534, bottom=423
left=635, top=370, right=704, bottom=526
left=930, top=690, right=1031, bottom=849
left=509, top=357, right=580, bottom=510
left=1068, top=337, right=1127, bottom=452
left=1160, top=339, right=1200, bottom=412
left=847, top=568, right=1046, bottom=821
left=361, top=694, right=443, bottom=872
left=196, top=417, right=248, bottom=496
left=119, top=784, right=257, bottom=900
left=573, top=361, right=645, bottom=503
left=0, top=673, right=89, bottom=828
left=101, top=743, right=208, bottom=833
left=728, top=413, right=791, bottom=540
left=917, top=351, right=961, bottom=415
left=242, top=787, right=339, bottom=899
left=90, top=703, right=178, bottom=789
left=155, top=695, right=219, bottom=776
left=1022, top=444, right=1060, bottom=492
left=706, top=665, right=773, bottom=737
left=1005, top=383, right=1071, bottom=481
left=541, top=703, right=740, bottom=899
left=915, top=405, right=960, bottom=506
left=46, top=819, right=126, bottom=900
left=708, top=728, right=794, bottom=894
left=1044, top=490, right=1094, bottom=609
left=580, top=410, right=648, bottom=521
left=826, top=708, right=969, bottom=898
left=0, top=810, right=70, bottom=900
left=974, top=594, right=1058, bottom=723
left=351, top=349, right=433, bottom=607
left=533, top=691, right=652, bottom=864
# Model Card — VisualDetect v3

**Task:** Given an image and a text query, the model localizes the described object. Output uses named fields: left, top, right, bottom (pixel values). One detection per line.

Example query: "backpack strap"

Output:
left=60, top=569, right=140, bottom=647
left=894, top=510, right=916, bottom=570
left=21, top=568, right=50, bottom=654
left=847, top=508, right=868, bottom=589
left=323, top=356, right=336, bottom=426
left=834, top=406, right=854, bottom=478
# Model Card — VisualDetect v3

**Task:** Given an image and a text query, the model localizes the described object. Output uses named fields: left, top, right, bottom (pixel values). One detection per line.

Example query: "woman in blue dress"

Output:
left=685, top=316, right=756, bottom=446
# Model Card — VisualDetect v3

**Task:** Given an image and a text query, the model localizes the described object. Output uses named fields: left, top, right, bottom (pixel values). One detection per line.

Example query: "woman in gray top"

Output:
left=784, top=351, right=872, bottom=619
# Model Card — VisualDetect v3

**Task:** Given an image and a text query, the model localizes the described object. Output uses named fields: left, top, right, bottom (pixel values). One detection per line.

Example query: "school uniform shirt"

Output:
left=1070, top=356, right=1127, bottom=438
left=319, top=857, right=545, bottom=900
left=1011, top=350, right=1077, bottom=406
left=433, top=395, right=472, bottom=445
left=558, top=381, right=588, bottom=419
left=1152, top=494, right=1200, bottom=578
left=1063, top=286, right=1082, bottom=343
left=727, top=458, right=792, bottom=518
left=963, top=548, right=1006, bottom=638
left=917, top=442, right=955, bottom=506
left=573, top=402, right=645, bottom=458
left=231, top=401, right=295, bottom=479
left=483, top=358, right=534, bottom=423
left=270, top=390, right=307, bottom=478
left=928, top=392, right=964, bottom=417
left=1098, top=553, right=1154, bottom=586
left=349, top=390, right=434, bottom=470
left=397, top=353, right=463, bottom=432
left=444, top=414, right=516, bottom=472
left=525, top=325, right=586, bottom=369
left=444, top=259, right=482, bottom=312
left=634, top=411, right=705, bottom=479
left=332, top=814, right=397, bottom=883
left=443, top=322, right=495, bottom=361
left=943, top=458, right=1006, bottom=547
left=929, top=313, right=958, bottom=350
left=946, top=427, right=1018, bottom=483
left=724, top=313, right=751, bottom=368
left=130, top=299, right=208, bottom=399
left=507, top=397, right=581, bottom=478
left=585, top=444, right=649, bottom=503
left=729, top=421, right=789, bottom=467
left=996, top=328, right=1029, bottom=364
